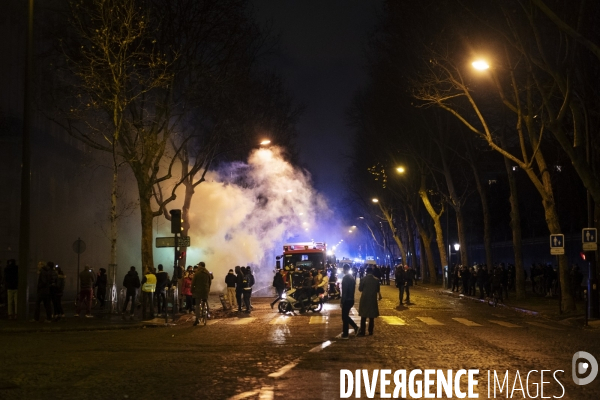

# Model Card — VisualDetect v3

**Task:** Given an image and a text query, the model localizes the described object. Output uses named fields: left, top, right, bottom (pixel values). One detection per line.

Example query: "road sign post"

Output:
left=550, top=234, right=564, bottom=314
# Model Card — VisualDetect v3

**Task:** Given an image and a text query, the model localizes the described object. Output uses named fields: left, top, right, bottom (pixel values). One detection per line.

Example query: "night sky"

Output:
left=253, top=0, right=384, bottom=206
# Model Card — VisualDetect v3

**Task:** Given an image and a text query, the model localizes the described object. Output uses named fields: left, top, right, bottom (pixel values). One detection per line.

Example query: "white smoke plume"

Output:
left=153, top=146, right=330, bottom=291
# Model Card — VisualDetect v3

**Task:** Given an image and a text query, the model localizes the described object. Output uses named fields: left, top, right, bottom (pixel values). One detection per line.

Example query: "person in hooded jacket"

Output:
left=154, top=264, right=171, bottom=315
left=242, top=266, right=255, bottom=313
left=122, top=266, right=141, bottom=319
left=358, top=267, right=382, bottom=336
left=225, top=268, right=237, bottom=310
left=192, top=262, right=212, bottom=325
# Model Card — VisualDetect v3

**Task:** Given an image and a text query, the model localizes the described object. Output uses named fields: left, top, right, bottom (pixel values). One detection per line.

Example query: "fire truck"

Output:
left=277, top=242, right=329, bottom=288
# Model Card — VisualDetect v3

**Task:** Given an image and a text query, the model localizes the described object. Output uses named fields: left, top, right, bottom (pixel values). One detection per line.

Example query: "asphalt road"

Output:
left=0, top=284, right=598, bottom=400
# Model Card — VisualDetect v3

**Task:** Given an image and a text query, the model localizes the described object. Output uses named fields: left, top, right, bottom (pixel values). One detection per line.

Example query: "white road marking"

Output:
left=259, top=386, right=274, bottom=400
left=417, top=317, right=444, bottom=325
left=453, top=318, right=482, bottom=327
left=230, top=317, right=257, bottom=325
left=268, top=359, right=300, bottom=378
left=228, top=390, right=258, bottom=400
left=309, top=340, right=332, bottom=353
left=351, top=307, right=358, bottom=315
left=489, top=320, right=523, bottom=328
left=309, top=316, right=328, bottom=324
left=380, top=316, right=406, bottom=325
left=269, top=316, right=291, bottom=324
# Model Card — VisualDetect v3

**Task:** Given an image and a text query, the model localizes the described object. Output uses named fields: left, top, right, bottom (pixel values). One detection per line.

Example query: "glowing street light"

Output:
left=454, top=243, right=461, bottom=251
left=372, top=198, right=379, bottom=203
left=472, top=60, right=490, bottom=71
left=396, top=166, right=406, bottom=174
left=260, top=139, right=271, bottom=146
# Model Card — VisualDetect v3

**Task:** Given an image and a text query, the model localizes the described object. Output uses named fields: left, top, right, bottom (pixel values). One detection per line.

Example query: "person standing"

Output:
left=192, top=261, right=212, bottom=326
left=122, top=266, right=141, bottom=319
left=34, top=262, right=57, bottom=322
left=235, top=266, right=244, bottom=312
left=154, top=264, right=170, bottom=316
left=76, top=265, right=96, bottom=318
left=403, top=265, right=415, bottom=304
left=181, top=270, right=193, bottom=313
left=96, top=268, right=107, bottom=310
left=4, top=259, right=18, bottom=320
left=225, top=269, right=237, bottom=310
left=358, top=267, right=381, bottom=336
left=52, top=266, right=66, bottom=319
left=270, top=268, right=285, bottom=309
left=395, top=264, right=406, bottom=306
left=340, top=264, right=359, bottom=339
left=141, top=267, right=157, bottom=319
left=243, top=266, right=255, bottom=313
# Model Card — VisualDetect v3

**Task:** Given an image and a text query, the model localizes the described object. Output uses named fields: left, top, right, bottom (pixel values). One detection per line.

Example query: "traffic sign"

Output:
left=550, top=234, right=564, bottom=248
left=156, top=236, right=191, bottom=248
left=583, top=228, right=598, bottom=251
left=551, top=247, right=565, bottom=255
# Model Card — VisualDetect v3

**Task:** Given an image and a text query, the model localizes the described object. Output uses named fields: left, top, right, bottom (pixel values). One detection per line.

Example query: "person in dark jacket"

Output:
left=34, top=262, right=57, bottom=322
left=77, top=265, right=96, bottom=317
left=395, top=264, right=406, bottom=306
left=96, top=268, right=108, bottom=309
left=403, top=265, right=415, bottom=304
left=451, top=264, right=460, bottom=292
left=270, top=268, right=285, bottom=309
left=235, top=266, right=244, bottom=312
left=4, top=259, right=18, bottom=319
left=358, top=267, right=382, bottom=336
left=122, top=266, right=141, bottom=319
left=242, top=266, right=255, bottom=313
left=340, top=264, right=359, bottom=339
left=476, top=265, right=488, bottom=299
left=52, top=266, right=66, bottom=319
left=154, top=264, right=171, bottom=315
left=225, top=269, right=237, bottom=310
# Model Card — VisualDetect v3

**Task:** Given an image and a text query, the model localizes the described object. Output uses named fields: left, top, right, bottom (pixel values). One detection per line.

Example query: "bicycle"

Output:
left=194, top=299, right=209, bottom=326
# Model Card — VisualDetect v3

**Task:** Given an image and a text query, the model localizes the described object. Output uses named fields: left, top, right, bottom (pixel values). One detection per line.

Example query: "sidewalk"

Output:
left=0, top=289, right=274, bottom=333
left=414, top=282, right=597, bottom=328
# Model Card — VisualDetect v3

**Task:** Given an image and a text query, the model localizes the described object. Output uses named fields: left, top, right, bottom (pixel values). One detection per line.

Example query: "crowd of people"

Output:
left=449, top=262, right=585, bottom=302
left=222, top=265, right=255, bottom=314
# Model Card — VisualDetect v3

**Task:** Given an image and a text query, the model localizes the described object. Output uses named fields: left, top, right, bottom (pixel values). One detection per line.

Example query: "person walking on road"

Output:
left=403, top=265, right=415, bottom=304
left=4, top=259, right=18, bottom=320
left=154, top=264, right=170, bottom=315
left=340, top=264, right=359, bottom=339
left=192, top=262, right=212, bottom=326
left=395, top=264, right=406, bottom=306
left=270, top=268, right=285, bottom=309
left=122, top=266, right=141, bottom=319
left=141, top=267, right=157, bottom=320
left=225, top=268, right=237, bottom=310
left=76, top=265, right=96, bottom=318
left=358, top=267, right=382, bottom=336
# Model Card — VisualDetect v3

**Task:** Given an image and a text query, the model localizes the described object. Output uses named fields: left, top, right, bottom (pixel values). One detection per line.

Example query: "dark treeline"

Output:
left=344, top=0, right=600, bottom=310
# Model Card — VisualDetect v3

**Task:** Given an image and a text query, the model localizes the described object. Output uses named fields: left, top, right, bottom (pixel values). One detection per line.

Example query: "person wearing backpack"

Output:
left=242, top=266, right=255, bottom=313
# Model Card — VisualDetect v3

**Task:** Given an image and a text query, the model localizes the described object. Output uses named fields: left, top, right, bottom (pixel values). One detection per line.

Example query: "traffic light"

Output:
left=170, top=209, right=182, bottom=233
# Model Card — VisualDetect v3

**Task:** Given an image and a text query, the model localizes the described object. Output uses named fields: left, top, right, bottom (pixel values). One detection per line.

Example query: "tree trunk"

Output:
left=419, top=174, right=446, bottom=284
left=501, top=134, right=525, bottom=299
left=471, top=162, right=493, bottom=269
left=109, top=158, right=118, bottom=311
left=455, top=208, right=469, bottom=267
left=139, top=193, right=155, bottom=273
left=379, top=204, right=408, bottom=264
left=418, top=235, right=426, bottom=280
left=405, top=212, right=418, bottom=268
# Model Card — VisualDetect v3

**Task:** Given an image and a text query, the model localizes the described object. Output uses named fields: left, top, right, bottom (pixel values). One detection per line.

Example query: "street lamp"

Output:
left=472, top=60, right=490, bottom=70
left=372, top=198, right=379, bottom=203
left=453, top=243, right=460, bottom=251
left=260, top=139, right=271, bottom=146
left=396, top=166, right=406, bottom=174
